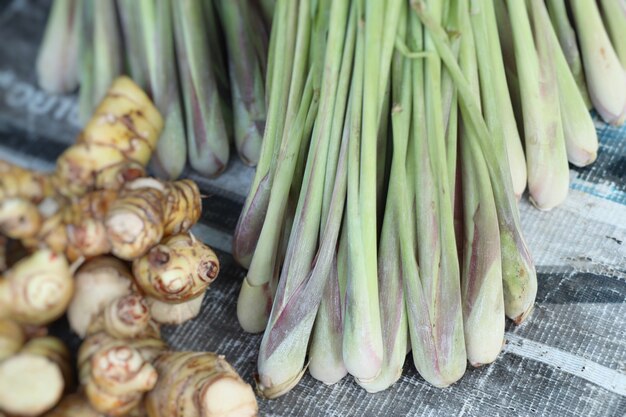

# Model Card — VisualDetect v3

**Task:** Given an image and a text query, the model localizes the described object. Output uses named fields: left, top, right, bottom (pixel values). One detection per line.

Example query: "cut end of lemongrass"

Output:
left=309, top=362, right=347, bottom=386
left=237, top=278, right=271, bottom=334
left=527, top=183, right=568, bottom=212
left=357, top=365, right=404, bottom=394
left=512, top=303, right=535, bottom=325
left=566, top=145, right=598, bottom=167
left=256, top=365, right=307, bottom=400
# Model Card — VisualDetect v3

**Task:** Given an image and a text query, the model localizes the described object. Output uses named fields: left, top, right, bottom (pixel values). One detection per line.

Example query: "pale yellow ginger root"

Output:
left=20, top=336, right=74, bottom=389
left=0, top=250, right=73, bottom=326
left=78, top=332, right=166, bottom=416
left=68, top=256, right=134, bottom=338
left=87, top=293, right=160, bottom=340
left=65, top=189, right=118, bottom=258
left=0, top=336, right=71, bottom=416
left=145, top=294, right=205, bottom=325
left=43, top=393, right=106, bottom=417
left=55, top=76, right=163, bottom=197
left=162, top=180, right=203, bottom=235
left=105, top=179, right=202, bottom=260
left=0, top=160, right=53, bottom=203
left=145, top=352, right=258, bottom=417
left=105, top=179, right=166, bottom=260
left=133, top=233, right=219, bottom=303
left=0, top=197, right=42, bottom=239
left=0, top=318, right=25, bottom=360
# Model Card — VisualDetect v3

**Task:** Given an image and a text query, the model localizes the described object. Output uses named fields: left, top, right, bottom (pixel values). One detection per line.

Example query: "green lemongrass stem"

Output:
left=493, top=0, right=516, bottom=77
left=232, top=0, right=300, bottom=268
left=413, top=1, right=537, bottom=323
left=545, top=0, right=593, bottom=109
left=440, top=5, right=460, bottom=130
left=238, top=190, right=298, bottom=336
left=421, top=0, right=467, bottom=386
left=403, top=11, right=459, bottom=388
left=321, top=2, right=360, bottom=234
left=237, top=1, right=317, bottom=332
left=308, top=121, right=350, bottom=384
left=77, top=0, right=93, bottom=123
left=264, top=6, right=277, bottom=106
left=201, top=0, right=233, bottom=142
left=373, top=1, right=402, bottom=221
left=441, top=3, right=461, bottom=199
left=570, top=0, right=626, bottom=126
left=308, top=251, right=347, bottom=385
left=201, top=0, right=229, bottom=93
left=599, top=0, right=626, bottom=69
left=470, top=0, right=527, bottom=201
left=507, top=0, right=569, bottom=211
left=376, top=81, right=392, bottom=223
left=217, top=0, right=267, bottom=166
left=117, top=0, right=146, bottom=89
left=259, top=0, right=275, bottom=29
left=173, top=0, right=230, bottom=177
left=257, top=1, right=350, bottom=398
left=459, top=9, right=505, bottom=367
left=37, top=0, right=79, bottom=94
left=493, top=0, right=524, bottom=136
left=535, top=0, right=598, bottom=167
left=343, top=0, right=384, bottom=383
left=141, top=0, right=187, bottom=180
left=247, top=2, right=270, bottom=78
left=359, top=11, right=411, bottom=393
left=92, top=0, right=122, bottom=109
left=311, top=9, right=356, bottom=379
left=237, top=71, right=318, bottom=333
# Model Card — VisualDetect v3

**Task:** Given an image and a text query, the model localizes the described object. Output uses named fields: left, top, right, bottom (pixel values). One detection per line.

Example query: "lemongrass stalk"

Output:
left=117, top=0, right=146, bottom=89
left=201, top=0, right=228, bottom=94
left=237, top=2, right=317, bottom=332
left=309, top=8, right=353, bottom=376
left=470, top=0, right=527, bottom=200
left=92, top=0, right=122, bottom=110
left=535, top=0, right=598, bottom=167
left=217, top=0, right=267, bottom=166
left=232, top=0, right=299, bottom=267
left=308, top=241, right=347, bottom=385
left=359, top=8, right=411, bottom=392
left=77, top=0, right=93, bottom=123
left=256, top=1, right=351, bottom=398
left=259, top=0, right=275, bottom=29
left=237, top=71, right=318, bottom=333
left=376, top=81, right=392, bottom=221
left=570, top=0, right=626, bottom=126
left=343, top=0, right=384, bottom=383
left=37, top=0, right=79, bottom=94
left=442, top=2, right=461, bottom=201
left=201, top=0, right=233, bottom=142
left=506, top=0, right=569, bottom=210
left=138, top=0, right=187, bottom=180
left=414, top=0, right=537, bottom=323
left=417, top=0, right=467, bottom=386
left=459, top=6, right=505, bottom=366
left=173, top=0, right=230, bottom=177
left=599, top=0, right=626, bottom=69
left=545, top=0, right=593, bottom=109
left=321, top=1, right=360, bottom=234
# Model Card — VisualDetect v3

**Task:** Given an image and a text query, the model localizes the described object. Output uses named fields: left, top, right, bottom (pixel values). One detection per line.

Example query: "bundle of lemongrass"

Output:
left=233, top=0, right=625, bottom=398
left=36, top=0, right=271, bottom=179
